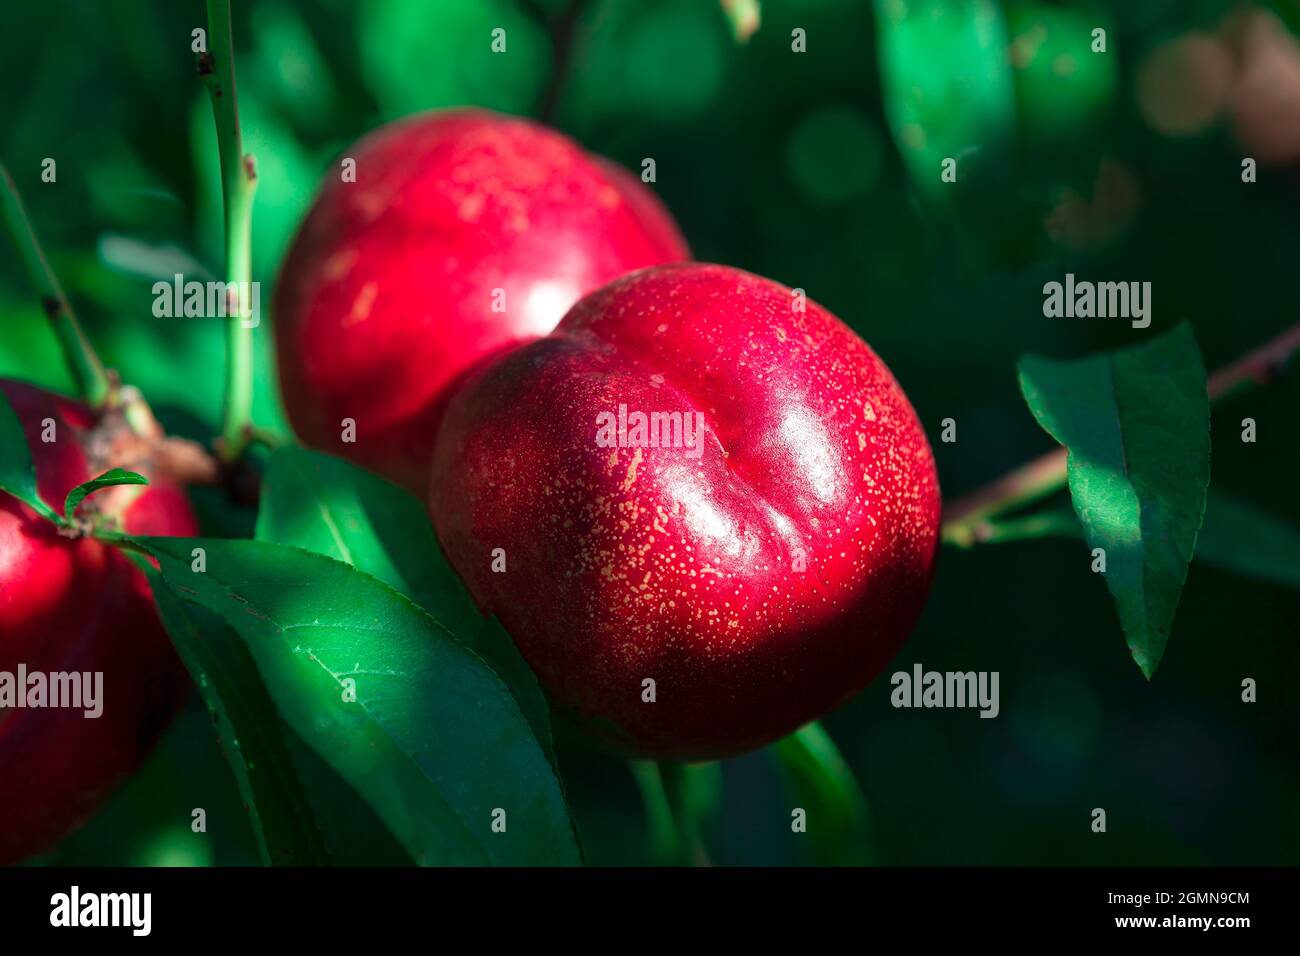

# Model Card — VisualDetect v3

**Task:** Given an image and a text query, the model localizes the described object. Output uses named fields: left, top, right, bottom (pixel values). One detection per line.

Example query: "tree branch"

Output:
left=0, top=163, right=112, bottom=407
left=942, top=320, right=1300, bottom=546
left=199, top=0, right=259, bottom=464
left=536, top=0, right=585, bottom=125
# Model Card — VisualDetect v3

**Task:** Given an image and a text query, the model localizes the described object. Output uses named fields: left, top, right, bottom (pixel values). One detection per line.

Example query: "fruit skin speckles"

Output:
left=274, top=108, right=690, bottom=494
left=0, top=380, right=197, bottom=864
left=429, top=263, right=942, bottom=760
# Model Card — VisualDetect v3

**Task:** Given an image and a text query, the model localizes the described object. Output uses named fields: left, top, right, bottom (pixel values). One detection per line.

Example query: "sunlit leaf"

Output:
left=256, top=446, right=563, bottom=774
left=140, top=536, right=581, bottom=866
left=1018, top=324, right=1210, bottom=678
left=255, top=445, right=480, bottom=638
left=875, top=0, right=1017, bottom=201
left=0, top=298, right=75, bottom=394
left=1006, top=4, right=1117, bottom=144
left=359, top=0, right=548, bottom=118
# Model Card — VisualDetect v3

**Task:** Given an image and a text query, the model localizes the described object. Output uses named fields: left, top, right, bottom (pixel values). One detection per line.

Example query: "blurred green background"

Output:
left=3, top=0, right=1297, bottom=865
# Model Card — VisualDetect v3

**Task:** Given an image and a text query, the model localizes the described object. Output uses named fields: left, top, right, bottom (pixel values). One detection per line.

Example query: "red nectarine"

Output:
left=274, top=109, right=690, bottom=493
left=0, top=380, right=196, bottom=863
left=429, top=264, right=941, bottom=759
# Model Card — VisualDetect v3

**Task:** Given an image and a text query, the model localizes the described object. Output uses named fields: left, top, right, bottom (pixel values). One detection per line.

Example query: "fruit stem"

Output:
left=770, top=721, right=874, bottom=864
left=0, top=163, right=113, bottom=408
left=200, top=0, right=260, bottom=464
left=658, top=762, right=716, bottom=866
left=942, top=320, right=1300, bottom=546
left=530, top=0, right=585, bottom=124
left=628, top=761, right=685, bottom=865
left=630, top=761, right=716, bottom=866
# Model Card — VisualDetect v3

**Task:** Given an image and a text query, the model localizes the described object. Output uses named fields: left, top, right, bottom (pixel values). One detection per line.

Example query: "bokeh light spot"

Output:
left=360, top=0, right=549, bottom=118
left=623, top=4, right=724, bottom=119
left=1136, top=33, right=1233, bottom=136
left=787, top=107, right=884, bottom=204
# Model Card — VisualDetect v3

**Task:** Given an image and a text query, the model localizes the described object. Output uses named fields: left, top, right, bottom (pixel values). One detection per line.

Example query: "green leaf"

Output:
left=257, top=445, right=568, bottom=782
left=141, top=549, right=412, bottom=865
left=138, top=536, right=581, bottom=866
left=357, top=0, right=548, bottom=119
left=771, top=721, right=874, bottom=865
left=0, top=387, right=60, bottom=522
left=277, top=728, right=414, bottom=866
left=1018, top=324, right=1210, bottom=678
left=874, top=0, right=1017, bottom=201
left=1196, top=491, right=1300, bottom=590
left=1005, top=5, right=1116, bottom=145
left=135, top=556, right=333, bottom=866
left=0, top=298, right=76, bottom=394
left=256, top=445, right=481, bottom=639
left=1000, top=492, right=1300, bottom=592
left=64, top=468, right=148, bottom=523
left=475, top=615, right=557, bottom=769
